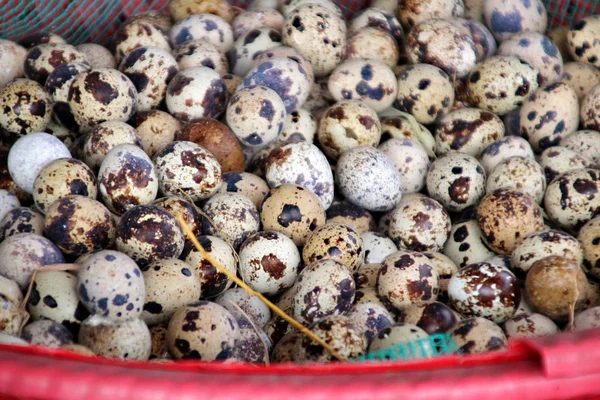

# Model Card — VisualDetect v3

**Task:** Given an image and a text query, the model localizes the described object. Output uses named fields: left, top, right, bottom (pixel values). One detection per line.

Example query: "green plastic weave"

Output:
left=353, top=333, right=460, bottom=362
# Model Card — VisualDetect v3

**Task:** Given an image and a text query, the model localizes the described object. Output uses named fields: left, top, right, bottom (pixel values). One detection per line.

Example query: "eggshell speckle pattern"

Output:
left=539, top=146, right=594, bottom=183
left=326, top=202, right=376, bottom=234
left=561, top=130, right=600, bottom=164
left=400, top=301, right=459, bottom=334
left=578, top=216, right=600, bottom=279
left=24, top=43, right=88, bottom=84
left=378, top=138, right=430, bottom=194
left=567, top=16, right=600, bottom=68
left=349, top=302, right=393, bottom=344
left=398, top=0, right=464, bottom=29
left=512, top=229, right=581, bottom=277
left=21, top=319, right=73, bottom=347
left=449, top=317, right=507, bottom=354
left=113, top=20, right=170, bottom=64
left=0, top=40, right=27, bottom=86
left=44, top=62, right=91, bottom=127
left=216, top=287, right=271, bottom=328
left=345, top=28, right=400, bottom=69
left=230, top=28, right=282, bottom=77
left=169, top=14, right=234, bottom=52
left=81, top=121, right=143, bottom=171
left=0, top=207, right=44, bottom=240
left=478, top=136, right=534, bottom=175
left=78, top=315, right=151, bottom=360
left=218, top=172, right=269, bottom=210
left=503, top=312, right=558, bottom=338
left=172, top=39, right=229, bottom=75
left=361, top=232, right=397, bottom=265
left=303, top=223, right=364, bottom=273
left=0, top=79, right=52, bottom=138
left=294, top=315, right=366, bottom=361
left=486, top=156, right=546, bottom=204
left=368, top=323, right=430, bottom=356
left=483, top=0, right=547, bottom=42
left=443, top=219, right=496, bottom=268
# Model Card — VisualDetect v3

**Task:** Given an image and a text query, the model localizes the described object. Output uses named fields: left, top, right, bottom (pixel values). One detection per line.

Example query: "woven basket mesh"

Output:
left=0, top=0, right=598, bottom=47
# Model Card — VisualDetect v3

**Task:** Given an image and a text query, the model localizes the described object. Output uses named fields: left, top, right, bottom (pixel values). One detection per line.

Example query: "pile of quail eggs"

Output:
left=1, top=0, right=600, bottom=364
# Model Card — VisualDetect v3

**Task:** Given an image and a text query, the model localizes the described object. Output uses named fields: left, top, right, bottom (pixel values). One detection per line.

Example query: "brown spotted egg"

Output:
left=275, top=108, right=317, bottom=144
left=346, top=28, right=399, bottom=70
left=0, top=78, right=52, bottom=138
left=233, top=326, right=271, bottom=364
left=368, top=323, right=430, bottom=357
left=449, top=317, right=507, bottom=354
left=561, top=130, right=600, bottom=164
left=354, top=287, right=388, bottom=311
left=282, top=4, right=346, bottom=78
left=226, top=85, right=286, bottom=147
left=216, top=287, right=271, bottom=328
left=398, top=0, right=464, bottom=29
left=182, top=235, right=237, bottom=298
left=377, top=250, right=439, bottom=310
left=271, top=331, right=301, bottom=362
left=232, top=9, right=285, bottom=39
left=561, top=62, right=600, bottom=100
left=349, top=8, right=403, bottom=44
left=44, top=195, right=116, bottom=256
left=78, top=316, right=151, bottom=360
left=230, top=28, right=282, bottom=76
left=153, top=140, right=223, bottom=202
left=378, top=138, right=430, bottom=194
left=518, top=82, right=579, bottom=152
left=115, top=204, right=185, bottom=267
left=98, top=144, right=158, bottom=215
left=435, top=108, right=505, bottom=157
left=539, top=146, right=595, bottom=183
left=129, top=110, right=182, bottom=158
left=165, top=67, right=227, bottom=122
left=202, top=192, right=260, bottom=250
left=217, top=172, right=269, bottom=210
left=292, top=259, right=355, bottom=325
left=18, top=32, right=66, bottom=48
left=77, top=250, right=145, bottom=321
left=503, top=312, right=559, bottom=338
left=169, top=14, right=234, bottom=52
left=486, top=156, right=546, bottom=204
left=388, top=195, right=451, bottom=252
left=400, top=301, right=459, bottom=334
left=0, top=40, right=27, bottom=86
left=141, top=258, right=201, bottom=325
left=466, top=56, right=540, bottom=115
left=67, top=68, right=137, bottom=133
left=302, top=223, right=364, bottom=273
left=0, top=207, right=44, bottom=239
left=449, top=18, right=497, bottom=61
left=252, top=46, right=315, bottom=92
left=75, top=43, right=116, bottom=69
left=44, top=62, right=91, bottom=128
left=578, top=216, right=600, bottom=279
left=478, top=136, right=535, bottom=175
left=172, top=39, right=229, bottom=75
left=328, top=59, right=397, bottom=112
left=427, top=152, right=486, bottom=212
left=239, top=231, right=300, bottom=295
left=406, top=19, right=477, bottom=80
left=395, top=64, right=455, bottom=125
left=81, top=121, right=143, bottom=171
left=544, top=168, right=600, bottom=232
left=380, top=117, right=436, bottom=156
left=443, top=219, right=496, bottom=268
left=422, top=252, right=459, bottom=302
left=119, top=46, right=179, bottom=112
left=567, top=16, right=600, bottom=68
left=152, top=196, right=203, bottom=237
left=317, top=101, right=381, bottom=160
left=349, top=302, right=394, bottom=344
left=448, top=262, right=520, bottom=323
left=361, top=232, right=397, bottom=265
left=326, top=202, right=376, bottom=234
left=483, top=0, right=547, bottom=42
left=260, top=184, right=326, bottom=246
left=477, top=188, right=544, bottom=254
left=336, top=146, right=402, bottom=212
left=113, top=20, right=171, bottom=64
left=354, top=263, right=381, bottom=289
left=24, top=43, right=88, bottom=84
left=265, top=141, right=334, bottom=209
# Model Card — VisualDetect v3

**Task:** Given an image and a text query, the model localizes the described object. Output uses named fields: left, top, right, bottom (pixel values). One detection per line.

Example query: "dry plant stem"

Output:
left=175, top=214, right=345, bottom=361
left=222, top=299, right=271, bottom=366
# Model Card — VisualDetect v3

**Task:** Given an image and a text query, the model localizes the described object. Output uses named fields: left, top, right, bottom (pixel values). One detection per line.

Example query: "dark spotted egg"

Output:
left=81, top=121, right=143, bottom=171
left=578, top=216, right=600, bottom=279
left=348, top=302, right=394, bottom=344
left=354, top=263, right=382, bottom=289
left=169, top=14, right=234, bottom=52
left=443, top=219, right=496, bottom=268
left=230, top=28, right=282, bottom=76
left=0, top=294, right=25, bottom=335
left=361, top=232, right=397, bottom=265
left=18, top=32, right=65, bottom=49
left=24, top=43, right=88, bottom=84
left=275, top=107, right=317, bottom=144
left=561, top=62, right=600, bottom=100
left=252, top=46, right=315, bottom=92
left=368, top=323, right=430, bottom=357
left=152, top=196, right=203, bottom=237
left=75, top=43, right=116, bottom=69
left=0, top=207, right=44, bottom=240
left=21, top=319, right=73, bottom=347
left=217, top=172, right=269, bottom=210
left=0, top=78, right=52, bottom=138
left=130, top=110, right=182, bottom=158
left=378, top=138, right=430, bottom=194
left=422, top=252, right=459, bottom=302
left=76, top=250, right=145, bottom=321
left=233, top=326, right=271, bottom=364
left=400, top=301, right=459, bottom=334
left=216, top=287, right=272, bottom=328
left=486, top=156, right=546, bottom=204
left=567, top=16, right=600, bottom=69
left=380, top=117, right=436, bottom=156
left=78, top=315, right=151, bottom=360
left=483, top=0, right=547, bottom=42
left=449, top=317, right=507, bottom=354
left=149, top=324, right=170, bottom=360
left=0, top=273, right=23, bottom=305
left=294, top=315, right=366, bottom=361
left=280, top=0, right=343, bottom=18
left=503, top=312, right=558, bottom=339
left=561, top=130, right=600, bottom=164
left=398, top=0, right=464, bottom=29
left=113, top=20, right=171, bottom=64
left=478, top=136, right=535, bottom=175
left=580, top=88, right=600, bottom=134
left=44, top=62, right=91, bottom=128
left=326, top=202, right=376, bottom=234
left=302, top=223, right=364, bottom=273
left=172, top=39, right=229, bottom=75
left=449, top=17, right=497, bottom=61
left=232, top=9, right=285, bottom=39
left=539, top=146, right=594, bottom=184
left=271, top=331, right=301, bottom=362
left=349, top=7, right=403, bottom=45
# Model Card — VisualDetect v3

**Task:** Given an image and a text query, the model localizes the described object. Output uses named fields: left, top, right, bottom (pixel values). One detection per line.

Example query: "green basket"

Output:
left=353, top=333, right=460, bottom=362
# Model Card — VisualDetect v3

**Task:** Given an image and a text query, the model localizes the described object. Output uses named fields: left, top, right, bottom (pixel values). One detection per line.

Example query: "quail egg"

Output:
left=279, top=0, right=342, bottom=17
left=44, top=62, right=91, bottom=128
left=353, top=263, right=381, bottom=289
left=113, top=20, right=170, bottom=63
left=368, top=323, right=430, bottom=357
left=230, top=28, right=282, bottom=76
left=378, top=138, right=430, bottom=194
left=449, top=317, right=507, bottom=354
left=81, top=121, right=143, bottom=171
left=478, top=135, right=535, bottom=175
left=483, top=0, right=547, bottom=42
left=276, top=108, right=317, bottom=144
left=349, top=7, right=403, bottom=44
left=578, top=216, right=600, bottom=279
left=574, top=306, right=600, bottom=331
left=443, top=219, right=496, bottom=268
left=361, top=232, right=398, bottom=265
left=172, top=39, right=229, bottom=75
left=345, top=28, right=400, bottom=69
left=24, top=43, right=88, bottom=84
left=349, top=302, right=394, bottom=344
left=398, top=0, right=464, bottom=29
left=216, top=287, right=271, bottom=328
left=0, top=207, right=44, bottom=239
left=21, top=319, right=73, bottom=347
left=567, top=16, right=600, bottom=68
left=169, top=14, right=235, bottom=52
left=129, top=110, right=182, bottom=158
left=326, top=202, right=376, bottom=234
left=217, top=172, right=269, bottom=210
left=539, top=146, right=595, bottom=183
left=561, top=130, right=600, bottom=164
left=79, top=315, right=151, bottom=360
left=486, top=156, right=546, bottom=204
left=0, top=79, right=52, bottom=139
left=400, top=301, right=459, bottom=334
left=252, top=46, right=315, bottom=92
left=0, top=40, right=27, bottom=86
left=0, top=294, right=24, bottom=335
left=75, top=43, right=116, bottom=69
left=503, top=312, right=559, bottom=338
left=232, top=9, right=285, bottom=38
left=302, top=223, right=364, bottom=273
left=422, top=252, right=459, bottom=301
left=560, top=61, right=600, bottom=100
left=152, top=195, right=203, bottom=237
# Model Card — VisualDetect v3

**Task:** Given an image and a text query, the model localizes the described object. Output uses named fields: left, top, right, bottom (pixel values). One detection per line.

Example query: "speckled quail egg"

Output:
left=271, top=331, right=301, bottom=362
left=0, top=233, right=64, bottom=290
left=33, top=158, right=97, bottom=214
left=44, top=62, right=91, bottom=127
left=396, top=64, right=455, bottom=125
left=483, top=0, right=547, bottom=42
left=264, top=315, right=295, bottom=349
left=0, top=158, right=28, bottom=208
left=349, top=302, right=394, bottom=344
left=561, top=130, right=600, bottom=164
left=567, top=16, right=600, bottom=68
left=398, top=0, right=464, bottom=29
left=354, top=263, right=381, bottom=289
left=113, top=20, right=170, bottom=64
left=252, top=46, right=315, bottom=92
left=328, top=59, right=397, bottom=113
left=302, top=77, right=334, bottom=117
left=377, top=250, right=439, bottom=310
left=302, top=223, right=364, bottom=273
left=217, top=172, right=269, bottom=210
left=202, top=192, right=260, bottom=250
left=0, top=294, right=24, bottom=335
left=119, top=46, right=179, bottom=112
left=129, top=110, right=182, bottom=158
left=345, top=28, right=400, bottom=69
left=172, top=39, right=229, bottom=75
left=406, top=19, right=477, bottom=80
left=169, top=14, right=234, bottom=52
left=525, top=255, right=588, bottom=322
left=498, top=32, right=563, bottom=85
left=349, top=8, right=403, bottom=44
left=233, top=9, right=285, bottom=38
left=216, top=287, right=271, bottom=328
left=81, top=121, right=143, bottom=171
left=549, top=24, right=572, bottom=60
left=511, top=229, right=582, bottom=277
left=361, top=232, right=397, bottom=265
left=544, top=168, right=600, bottom=232
left=0, top=79, right=52, bottom=139
left=44, top=119, right=76, bottom=149
left=443, top=220, right=496, bottom=268
left=388, top=196, right=451, bottom=252
left=115, top=204, right=184, bottom=267
left=450, top=18, right=497, bottom=61
left=0, top=207, right=44, bottom=239
left=77, top=250, right=145, bottom=321
left=292, top=258, right=355, bottom=325
left=165, top=66, right=227, bottom=122
left=448, top=262, right=520, bottom=323
left=486, top=156, right=546, bottom=204
left=153, top=140, right=223, bottom=202
left=377, top=193, right=427, bottom=237
left=560, top=62, right=600, bottom=100
left=368, top=323, right=430, bottom=356
left=478, top=135, right=535, bottom=175
left=317, top=101, right=381, bottom=160
left=44, top=195, right=116, bottom=256
left=380, top=117, right=436, bottom=155
left=152, top=196, right=203, bottom=237
left=325, top=202, right=376, bottom=234
left=427, top=153, right=486, bottom=212
left=260, top=184, right=326, bottom=246
left=0, top=192, right=21, bottom=222
left=238, top=231, right=300, bottom=296
left=265, top=141, right=333, bottom=209
left=585, top=280, right=600, bottom=309
left=539, top=146, right=595, bottom=183
left=276, top=108, right=317, bottom=144
left=503, top=312, right=559, bottom=338
left=574, top=306, right=600, bottom=331
left=280, top=0, right=342, bottom=17
left=378, top=138, right=430, bottom=194
left=67, top=68, right=137, bottom=133
left=182, top=235, right=237, bottom=298
left=141, top=258, right=201, bottom=325
left=21, top=319, right=73, bottom=347
left=336, top=146, right=402, bottom=212
left=435, top=108, right=505, bottom=158
left=75, top=43, right=116, bottom=69
left=467, top=56, right=540, bottom=115
left=354, top=287, right=388, bottom=310
left=0, top=40, right=27, bottom=86
left=282, top=4, right=346, bottom=78
left=98, top=144, right=158, bottom=215
left=79, top=315, right=151, bottom=360
left=18, top=32, right=66, bottom=48
left=166, top=300, right=239, bottom=360
left=226, top=85, right=286, bottom=147
left=24, top=43, right=88, bottom=84
left=449, top=317, right=507, bottom=354
left=294, top=315, right=366, bottom=362
left=230, top=28, right=282, bottom=76
left=0, top=274, right=22, bottom=305
left=579, top=216, right=600, bottom=279
left=421, top=252, right=458, bottom=302
left=149, top=324, right=170, bottom=360
left=233, top=326, right=271, bottom=364
left=27, top=270, right=89, bottom=336
left=400, top=301, right=459, bottom=335
left=477, top=188, right=544, bottom=255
